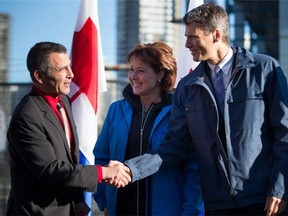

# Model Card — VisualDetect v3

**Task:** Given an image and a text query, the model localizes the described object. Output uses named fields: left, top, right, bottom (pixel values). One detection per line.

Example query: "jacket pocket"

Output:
left=227, top=83, right=263, bottom=103
left=228, top=86, right=265, bottom=132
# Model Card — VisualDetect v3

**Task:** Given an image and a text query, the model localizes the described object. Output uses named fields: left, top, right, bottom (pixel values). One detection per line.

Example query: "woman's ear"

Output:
left=158, top=70, right=165, bottom=81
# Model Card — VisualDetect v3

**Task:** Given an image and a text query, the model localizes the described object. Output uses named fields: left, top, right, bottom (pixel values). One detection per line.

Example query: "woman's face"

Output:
left=128, top=57, right=163, bottom=98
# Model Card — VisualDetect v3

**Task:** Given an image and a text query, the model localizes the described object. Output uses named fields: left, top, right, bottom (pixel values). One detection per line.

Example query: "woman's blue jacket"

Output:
left=93, top=98, right=203, bottom=215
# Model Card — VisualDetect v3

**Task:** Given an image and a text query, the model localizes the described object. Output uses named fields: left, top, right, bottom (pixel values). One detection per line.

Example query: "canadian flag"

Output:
left=69, top=0, right=107, bottom=210
left=175, top=0, right=203, bottom=87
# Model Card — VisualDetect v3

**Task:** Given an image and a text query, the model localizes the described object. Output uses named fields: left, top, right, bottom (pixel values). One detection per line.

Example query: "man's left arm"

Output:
left=265, top=61, right=288, bottom=215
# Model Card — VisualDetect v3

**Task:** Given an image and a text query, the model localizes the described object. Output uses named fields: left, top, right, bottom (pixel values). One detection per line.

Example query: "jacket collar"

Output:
left=232, top=47, right=255, bottom=70
left=182, top=47, right=256, bottom=86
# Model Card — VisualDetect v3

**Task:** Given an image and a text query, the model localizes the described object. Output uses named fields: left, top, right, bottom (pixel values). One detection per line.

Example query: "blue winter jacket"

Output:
left=127, top=47, right=288, bottom=211
left=93, top=97, right=203, bottom=215
left=159, top=48, right=288, bottom=210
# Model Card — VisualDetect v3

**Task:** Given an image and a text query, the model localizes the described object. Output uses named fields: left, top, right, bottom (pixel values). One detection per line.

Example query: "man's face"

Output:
left=39, top=53, right=74, bottom=97
left=184, top=25, right=216, bottom=63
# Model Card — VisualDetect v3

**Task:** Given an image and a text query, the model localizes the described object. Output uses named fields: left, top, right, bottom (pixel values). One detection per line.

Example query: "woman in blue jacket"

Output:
left=93, top=41, right=203, bottom=215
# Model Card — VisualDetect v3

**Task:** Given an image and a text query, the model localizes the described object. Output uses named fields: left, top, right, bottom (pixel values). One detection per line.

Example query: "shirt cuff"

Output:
left=97, top=165, right=103, bottom=182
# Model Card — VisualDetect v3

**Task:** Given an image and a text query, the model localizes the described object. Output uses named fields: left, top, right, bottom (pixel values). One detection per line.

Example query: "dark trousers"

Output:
left=205, top=203, right=288, bottom=216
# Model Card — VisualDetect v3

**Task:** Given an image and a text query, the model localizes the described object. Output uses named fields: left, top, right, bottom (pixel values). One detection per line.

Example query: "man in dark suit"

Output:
left=6, top=41, right=131, bottom=215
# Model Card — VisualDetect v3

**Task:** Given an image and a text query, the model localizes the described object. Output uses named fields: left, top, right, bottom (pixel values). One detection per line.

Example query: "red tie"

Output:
left=57, top=102, right=71, bottom=150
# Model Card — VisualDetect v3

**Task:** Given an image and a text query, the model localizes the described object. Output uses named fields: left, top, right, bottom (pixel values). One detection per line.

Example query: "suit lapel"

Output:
left=31, top=92, right=74, bottom=162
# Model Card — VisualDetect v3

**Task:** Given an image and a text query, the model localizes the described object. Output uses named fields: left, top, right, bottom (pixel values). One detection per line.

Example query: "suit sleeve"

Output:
left=7, top=100, right=98, bottom=192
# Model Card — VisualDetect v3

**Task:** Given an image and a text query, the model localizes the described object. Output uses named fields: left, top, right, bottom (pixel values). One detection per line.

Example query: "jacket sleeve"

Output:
left=158, top=79, right=194, bottom=166
left=265, top=59, right=288, bottom=201
left=124, top=153, right=162, bottom=182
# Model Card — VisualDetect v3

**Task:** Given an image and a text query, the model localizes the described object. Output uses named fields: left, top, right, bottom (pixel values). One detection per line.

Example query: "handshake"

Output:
left=101, top=160, right=132, bottom=188
left=100, top=154, right=163, bottom=188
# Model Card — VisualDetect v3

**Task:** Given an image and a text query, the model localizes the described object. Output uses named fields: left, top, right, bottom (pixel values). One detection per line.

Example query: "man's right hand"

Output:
left=101, top=160, right=131, bottom=188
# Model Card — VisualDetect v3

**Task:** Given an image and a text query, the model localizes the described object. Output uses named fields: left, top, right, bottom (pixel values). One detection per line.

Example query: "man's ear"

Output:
left=34, top=70, right=44, bottom=84
left=213, top=29, right=221, bottom=43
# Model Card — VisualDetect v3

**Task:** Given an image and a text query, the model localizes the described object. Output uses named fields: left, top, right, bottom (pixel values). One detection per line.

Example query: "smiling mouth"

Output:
left=132, top=82, right=141, bottom=86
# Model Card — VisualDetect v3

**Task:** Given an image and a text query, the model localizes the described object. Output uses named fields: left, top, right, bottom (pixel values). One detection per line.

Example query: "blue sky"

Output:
left=0, top=0, right=116, bottom=82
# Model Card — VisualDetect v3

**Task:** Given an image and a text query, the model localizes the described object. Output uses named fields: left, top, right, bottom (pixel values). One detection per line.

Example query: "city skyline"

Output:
left=0, top=0, right=116, bottom=83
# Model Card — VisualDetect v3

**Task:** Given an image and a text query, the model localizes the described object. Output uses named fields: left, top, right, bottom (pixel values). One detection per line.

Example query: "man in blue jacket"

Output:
left=126, top=3, right=288, bottom=216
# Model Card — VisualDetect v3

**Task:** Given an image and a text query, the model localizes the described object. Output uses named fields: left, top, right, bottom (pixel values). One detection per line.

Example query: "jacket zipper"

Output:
left=136, top=103, right=154, bottom=215
left=195, top=79, right=234, bottom=192
left=222, top=67, right=245, bottom=197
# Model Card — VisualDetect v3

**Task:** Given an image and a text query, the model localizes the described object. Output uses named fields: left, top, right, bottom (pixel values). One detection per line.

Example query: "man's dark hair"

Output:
left=26, top=41, right=67, bottom=81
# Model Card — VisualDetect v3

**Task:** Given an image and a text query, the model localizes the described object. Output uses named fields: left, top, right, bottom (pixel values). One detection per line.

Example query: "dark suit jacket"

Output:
left=6, top=88, right=98, bottom=215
